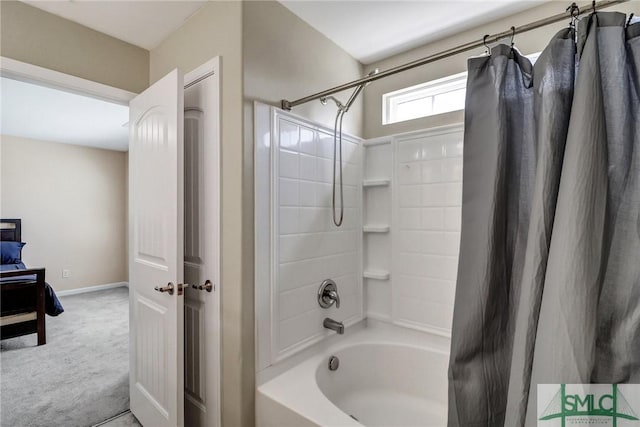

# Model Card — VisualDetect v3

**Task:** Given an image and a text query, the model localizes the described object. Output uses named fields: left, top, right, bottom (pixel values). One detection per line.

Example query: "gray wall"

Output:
left=0, top=1, right=149, bottom=93
left=243, top=0, right=364, bottom=137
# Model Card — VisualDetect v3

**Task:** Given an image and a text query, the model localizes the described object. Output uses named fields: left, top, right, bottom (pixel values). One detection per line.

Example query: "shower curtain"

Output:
left=448, top=12, right=640, bottom=427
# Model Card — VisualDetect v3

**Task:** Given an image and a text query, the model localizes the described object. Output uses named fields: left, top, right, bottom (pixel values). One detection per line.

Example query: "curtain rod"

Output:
left=281, top=0, right=629, bottom=111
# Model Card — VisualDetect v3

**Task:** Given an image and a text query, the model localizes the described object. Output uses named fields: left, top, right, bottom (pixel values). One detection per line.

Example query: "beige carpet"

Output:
left=1, top=287, right=130, bottom=427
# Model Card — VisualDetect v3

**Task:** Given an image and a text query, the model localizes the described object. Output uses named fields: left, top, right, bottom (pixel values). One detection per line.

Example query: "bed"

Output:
left=1, top=219, right=64, bottom=345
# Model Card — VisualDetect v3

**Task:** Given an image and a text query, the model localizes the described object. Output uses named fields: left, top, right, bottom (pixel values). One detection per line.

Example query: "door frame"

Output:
left=2, top=56, right=222, bottom=426
left=183, top=56, right=222, bottom=427
left=0, top=56, right=136, bottom=104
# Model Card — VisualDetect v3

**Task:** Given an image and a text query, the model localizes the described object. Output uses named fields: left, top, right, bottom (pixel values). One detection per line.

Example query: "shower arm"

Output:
left=281, top=0, right=629, bottom=111
left=320, top=96, right=346, bottom=111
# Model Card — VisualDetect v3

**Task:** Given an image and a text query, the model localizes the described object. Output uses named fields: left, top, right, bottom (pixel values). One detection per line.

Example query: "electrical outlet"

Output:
left=62, top=269, right=71, bottom=278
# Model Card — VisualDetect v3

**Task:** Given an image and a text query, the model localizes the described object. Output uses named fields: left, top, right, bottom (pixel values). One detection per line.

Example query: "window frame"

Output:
left=382, top=51, right=542, bottom=125
left=383, top=71, right=467, bottom=125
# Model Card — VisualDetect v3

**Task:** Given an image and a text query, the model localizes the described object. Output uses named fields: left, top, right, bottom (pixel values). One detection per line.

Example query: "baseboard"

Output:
left=56, top=282, right=128, bottom=297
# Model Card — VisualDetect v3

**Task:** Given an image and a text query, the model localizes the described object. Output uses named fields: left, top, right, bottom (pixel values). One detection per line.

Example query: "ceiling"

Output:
left=22, top=1, right=548, bottom=64
left=23, top=1, right=207, bottom=50
left=279, top=1, right=549, bottom=64
left=1, top=77, right=130, bottom=151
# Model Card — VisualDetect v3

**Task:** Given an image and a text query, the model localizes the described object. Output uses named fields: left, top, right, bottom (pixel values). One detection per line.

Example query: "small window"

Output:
left=383, top=72, right=467, bottom=125
left=383, top=52, right=541, bottom=125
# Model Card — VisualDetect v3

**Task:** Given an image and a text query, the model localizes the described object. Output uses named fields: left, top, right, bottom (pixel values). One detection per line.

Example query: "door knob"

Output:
left=154, top=282, right=189, bottom=295
left=155, top=282, right=175, bottom=295
left=194, top=280, right=213, bottom=292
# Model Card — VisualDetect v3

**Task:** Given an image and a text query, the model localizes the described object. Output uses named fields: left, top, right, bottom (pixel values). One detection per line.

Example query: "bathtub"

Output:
left=257, top=319, right=450, bottom=427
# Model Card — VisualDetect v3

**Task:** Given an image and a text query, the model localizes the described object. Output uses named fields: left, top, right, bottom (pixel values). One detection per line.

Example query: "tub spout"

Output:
left=323, top=318, right=344, bottom=334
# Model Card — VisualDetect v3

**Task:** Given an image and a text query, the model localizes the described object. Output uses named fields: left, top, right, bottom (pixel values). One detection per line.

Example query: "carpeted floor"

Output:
left=1, top=287, right=130, bottom=427
left=96, top=411, right=141, bottom=427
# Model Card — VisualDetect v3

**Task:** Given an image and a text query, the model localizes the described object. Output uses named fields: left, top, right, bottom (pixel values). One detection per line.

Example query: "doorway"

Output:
left=0, top=66, right=132, bottom=426
left=127, top=58, right=221, bottom=427
left=0, top=57, right=221, bottom=427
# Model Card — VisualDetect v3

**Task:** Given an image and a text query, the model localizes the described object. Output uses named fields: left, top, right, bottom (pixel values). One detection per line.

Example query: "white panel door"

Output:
left=182, top=58, right=221, bottom=427
left=129, top=69, right=185, bottom=427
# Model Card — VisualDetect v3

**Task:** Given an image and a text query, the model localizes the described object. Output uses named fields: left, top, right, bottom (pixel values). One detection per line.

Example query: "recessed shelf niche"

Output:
left=362, top=139, right=392, bottom=321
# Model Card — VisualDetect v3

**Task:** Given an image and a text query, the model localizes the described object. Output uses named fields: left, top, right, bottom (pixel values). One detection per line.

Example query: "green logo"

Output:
left=539, top=384, right=639, bottom=427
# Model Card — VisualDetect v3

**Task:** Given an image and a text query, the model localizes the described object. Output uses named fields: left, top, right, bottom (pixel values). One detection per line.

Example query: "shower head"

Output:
left=343, top=68, right=379, bottom=112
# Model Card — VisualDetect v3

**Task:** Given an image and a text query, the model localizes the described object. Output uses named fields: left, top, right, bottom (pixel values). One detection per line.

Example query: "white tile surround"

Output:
left=391, top=124, right=463, bottom=335
left=256, top=101, right=463, bottom=374
left=360, top=124, right=463, bottom=336
left=255, top=104, right=363, bottom=371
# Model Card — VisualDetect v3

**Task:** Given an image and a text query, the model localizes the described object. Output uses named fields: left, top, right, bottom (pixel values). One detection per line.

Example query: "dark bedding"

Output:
left=0, top=263, right=64, bottom=316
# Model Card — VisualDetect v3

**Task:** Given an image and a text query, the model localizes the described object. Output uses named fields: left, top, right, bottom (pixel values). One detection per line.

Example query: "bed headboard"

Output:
left=0, top=219, right=21, bottom=242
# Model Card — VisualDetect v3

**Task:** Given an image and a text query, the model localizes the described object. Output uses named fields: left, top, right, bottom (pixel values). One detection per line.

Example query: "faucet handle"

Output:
left=318, top=279, right=340, bottom=309
left=327, top=290, right=340, bottom=308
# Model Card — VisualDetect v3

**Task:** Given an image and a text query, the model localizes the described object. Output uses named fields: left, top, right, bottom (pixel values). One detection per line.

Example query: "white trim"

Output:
left=390, top=122, right=464, bottom=142
left=394, top=319, right=452, bottom=339
left=254, top=101, right=273, bottom=372
left=383, top=71, right=467, bottom=125
left=0, top=57, right=136, bottom=105
left=385, top=71, right=467, bottom=102
left=362, top=137, right=392, bottom=147
left=382, top=51, right=542, bottom=126
left=184, top=57, right=218, bottom=87
left=56, top=281, right=128, bottom=297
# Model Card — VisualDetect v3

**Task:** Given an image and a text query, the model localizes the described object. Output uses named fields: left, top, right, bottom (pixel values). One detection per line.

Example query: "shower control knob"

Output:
left=318, top=279, right=340, bottom=309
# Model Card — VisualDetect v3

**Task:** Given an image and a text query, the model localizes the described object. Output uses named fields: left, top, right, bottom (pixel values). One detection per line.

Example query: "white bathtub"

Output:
left=257, top=320, right=450, bottom=427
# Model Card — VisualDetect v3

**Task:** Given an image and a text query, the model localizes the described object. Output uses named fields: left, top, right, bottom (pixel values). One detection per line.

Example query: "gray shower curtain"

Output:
left=448, top=12, right=640, bottom=427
